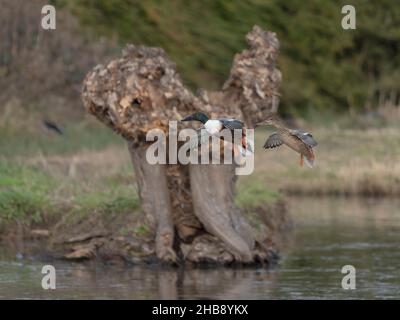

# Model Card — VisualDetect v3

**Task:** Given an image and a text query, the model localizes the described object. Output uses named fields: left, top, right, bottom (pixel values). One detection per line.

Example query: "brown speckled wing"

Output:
left=263, top=132, right=283, bottom=149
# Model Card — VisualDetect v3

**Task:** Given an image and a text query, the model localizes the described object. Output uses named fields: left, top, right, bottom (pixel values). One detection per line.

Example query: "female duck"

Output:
left=256, top=116, right=318, bottom=168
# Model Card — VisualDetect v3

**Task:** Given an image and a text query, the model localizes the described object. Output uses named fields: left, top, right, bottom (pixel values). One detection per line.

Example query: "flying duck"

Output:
left=43, top=119, right=64, bottom=135
left=256, top=115, right=318, bottom=168
left=180, top=112, right=253, bottom=156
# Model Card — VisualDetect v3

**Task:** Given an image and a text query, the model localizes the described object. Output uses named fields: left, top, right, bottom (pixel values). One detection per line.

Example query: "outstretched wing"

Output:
left=263, top=132, right=283, bottom=149
left=218, top=118, right=253, bottom=152
left=219, top=118, right=244, bottom=130
left=289, top=129, right=318, bottom=147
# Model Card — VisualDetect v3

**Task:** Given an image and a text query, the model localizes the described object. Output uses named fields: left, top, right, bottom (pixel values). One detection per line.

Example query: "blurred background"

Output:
left=1, top=0, right=400, bottom=299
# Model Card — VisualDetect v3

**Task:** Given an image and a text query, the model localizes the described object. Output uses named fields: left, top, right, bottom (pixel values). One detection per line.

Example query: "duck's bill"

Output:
left=180, top=115, right=194, bottom=122
left=255, top=121, right=268, bottom=127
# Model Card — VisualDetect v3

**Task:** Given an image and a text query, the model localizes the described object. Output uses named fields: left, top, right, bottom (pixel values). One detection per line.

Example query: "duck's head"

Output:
left=181, top=112, right=209, bottom=124
left=255, top=115, right=282, bottom=128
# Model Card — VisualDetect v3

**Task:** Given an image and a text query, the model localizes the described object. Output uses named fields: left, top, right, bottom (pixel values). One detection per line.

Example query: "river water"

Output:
left=1, top=197, right=399, bottom=299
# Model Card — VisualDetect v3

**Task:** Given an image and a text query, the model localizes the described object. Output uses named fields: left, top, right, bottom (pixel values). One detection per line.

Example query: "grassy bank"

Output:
left=1, top=115, right=399, bottom=234
left=249, top=124, right=400, bottom=196
left=0, top=119, right=134, bottom=232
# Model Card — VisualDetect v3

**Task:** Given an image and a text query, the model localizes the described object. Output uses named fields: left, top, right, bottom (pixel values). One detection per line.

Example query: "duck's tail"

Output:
left=238, top=128, right=254, bottom=156
left=230, top=129, right=254, bottom=158
left=302, top=149, right=316, bottom=168
left=237, top=144, right=253, bottom=157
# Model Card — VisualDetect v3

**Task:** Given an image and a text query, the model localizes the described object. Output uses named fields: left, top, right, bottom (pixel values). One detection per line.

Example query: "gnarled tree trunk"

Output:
left=82, top=26, right=281, bottom=265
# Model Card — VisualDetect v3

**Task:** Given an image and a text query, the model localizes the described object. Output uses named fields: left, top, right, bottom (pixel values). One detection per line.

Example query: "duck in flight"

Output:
left=256, top=115, right=318, bottom=168
left=180, top=112, right=253, bottom=156
left=43, top=119, right=64, bottom=135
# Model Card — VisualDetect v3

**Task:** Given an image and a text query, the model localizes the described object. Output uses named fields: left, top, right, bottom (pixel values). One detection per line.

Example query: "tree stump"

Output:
left=82, top=26, right=282, bottom=265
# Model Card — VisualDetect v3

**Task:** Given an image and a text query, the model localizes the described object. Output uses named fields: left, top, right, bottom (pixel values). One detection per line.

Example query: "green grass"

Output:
left=133, top=224, right=150, bottom=237
left=0, top=162, right=54, bottom=224
left=0, top=189, right=49, bottom=223
left=0, top=121, right=138, bottom=230
left=0, top=161, right=140, bottom=228
left=73, top=186, right=140, bottom=214
left=235, top=180, right=281, bottom=209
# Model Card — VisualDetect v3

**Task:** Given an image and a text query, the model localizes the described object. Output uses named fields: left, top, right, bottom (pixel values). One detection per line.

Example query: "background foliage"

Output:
left=60, top=0, right=400, bottom=115
left=1, top=0, right=399, bottom=117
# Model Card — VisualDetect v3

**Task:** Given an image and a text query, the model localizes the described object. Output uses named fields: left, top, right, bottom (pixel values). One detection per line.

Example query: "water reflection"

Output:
left=0, top=196, right=399, bottom=299
left=0, top=261, right=279, bottom=299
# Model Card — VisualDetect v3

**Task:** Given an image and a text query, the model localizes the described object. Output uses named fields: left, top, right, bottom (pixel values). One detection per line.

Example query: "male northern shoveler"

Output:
left=180, top=112, right=252, bottom=156
left=256, top=115, right=318, bottom=168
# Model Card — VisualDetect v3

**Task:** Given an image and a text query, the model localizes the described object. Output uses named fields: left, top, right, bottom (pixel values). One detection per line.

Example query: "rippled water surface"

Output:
left=1, top=197, right=399, bottom=299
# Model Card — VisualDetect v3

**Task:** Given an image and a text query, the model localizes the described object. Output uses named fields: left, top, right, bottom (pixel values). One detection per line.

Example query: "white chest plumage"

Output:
left=204, top=120, right=223, bottom=135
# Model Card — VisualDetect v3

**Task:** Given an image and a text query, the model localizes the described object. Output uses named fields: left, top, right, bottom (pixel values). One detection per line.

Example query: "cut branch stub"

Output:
left=223, top=25, right=282, bottom=126
left=82, top=25, right=282, bottom=265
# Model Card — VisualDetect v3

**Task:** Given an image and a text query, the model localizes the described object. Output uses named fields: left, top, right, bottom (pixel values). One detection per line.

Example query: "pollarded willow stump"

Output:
left=82, top=26, right=282, bottom=265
